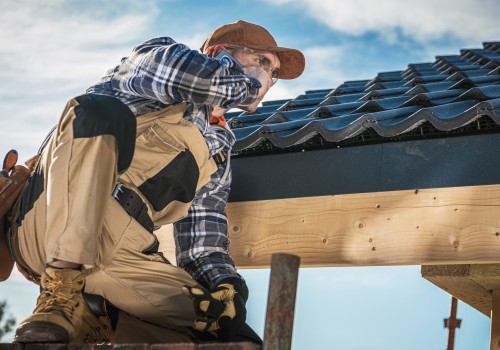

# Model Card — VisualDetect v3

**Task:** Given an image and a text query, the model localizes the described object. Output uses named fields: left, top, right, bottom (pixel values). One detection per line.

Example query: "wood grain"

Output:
left=227, top=184, right=500, bottom=268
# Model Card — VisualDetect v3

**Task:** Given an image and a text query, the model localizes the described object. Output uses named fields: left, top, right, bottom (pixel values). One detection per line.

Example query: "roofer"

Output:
left=5, top=20, right=305, bottom=344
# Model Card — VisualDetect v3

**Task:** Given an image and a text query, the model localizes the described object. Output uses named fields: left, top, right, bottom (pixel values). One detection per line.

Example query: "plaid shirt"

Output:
left=87, top=37, right=260, bottom=289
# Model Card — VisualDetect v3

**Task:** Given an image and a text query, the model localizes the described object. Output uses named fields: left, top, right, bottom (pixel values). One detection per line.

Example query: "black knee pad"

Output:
left=73, top=94, right=136, bottom=173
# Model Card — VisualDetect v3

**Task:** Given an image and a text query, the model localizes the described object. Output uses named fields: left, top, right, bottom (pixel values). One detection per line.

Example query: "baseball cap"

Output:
left=201, top=20, right=305, bottom=80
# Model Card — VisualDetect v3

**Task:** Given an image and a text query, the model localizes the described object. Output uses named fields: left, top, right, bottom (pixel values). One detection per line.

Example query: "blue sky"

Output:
left=0, top=0, right=498, bottom=348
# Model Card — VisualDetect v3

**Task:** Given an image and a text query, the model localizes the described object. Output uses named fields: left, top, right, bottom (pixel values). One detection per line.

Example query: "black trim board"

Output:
left=229, top=133, right=500, bottom=202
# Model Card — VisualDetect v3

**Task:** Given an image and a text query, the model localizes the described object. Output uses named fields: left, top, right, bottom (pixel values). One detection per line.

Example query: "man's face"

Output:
left=231, top=47, right=281, bottom=112
left=231, top=48, right=281, bottom=81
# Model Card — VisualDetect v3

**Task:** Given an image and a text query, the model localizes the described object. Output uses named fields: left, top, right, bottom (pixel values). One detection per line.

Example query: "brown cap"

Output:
left=200, top=20, right=305, bottom=80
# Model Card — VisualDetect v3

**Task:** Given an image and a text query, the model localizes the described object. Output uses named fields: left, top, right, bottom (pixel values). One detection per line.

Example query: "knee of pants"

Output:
left=72, top=94, right=137, bottom=173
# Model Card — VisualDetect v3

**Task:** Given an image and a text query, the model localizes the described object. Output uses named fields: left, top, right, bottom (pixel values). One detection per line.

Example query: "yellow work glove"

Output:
left=182, top=278, right=247, bottom=339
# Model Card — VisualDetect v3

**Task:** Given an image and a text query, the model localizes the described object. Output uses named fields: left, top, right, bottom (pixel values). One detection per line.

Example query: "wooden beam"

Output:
left=226, top=184, right=500, bottom=268
left=468, top=265, right=500, bottom=291
left=421, top=265, right=493, bottom=317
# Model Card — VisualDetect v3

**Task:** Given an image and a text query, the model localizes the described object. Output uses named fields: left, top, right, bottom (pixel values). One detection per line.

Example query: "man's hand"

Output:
left=182, top=278, right=247, bottom=338
left=238, top=66, right=273, bottom=112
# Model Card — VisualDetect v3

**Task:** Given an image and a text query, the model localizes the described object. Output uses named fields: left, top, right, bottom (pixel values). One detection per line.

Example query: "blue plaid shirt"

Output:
left=87, top=37, right=260, bottom=289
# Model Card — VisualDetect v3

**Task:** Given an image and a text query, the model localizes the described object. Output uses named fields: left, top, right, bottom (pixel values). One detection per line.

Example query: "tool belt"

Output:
left=0, top=151, right=33, bottom=218
left=0, top=150, right=39, bottom=281
left=112, top=183, right=154, bottom=233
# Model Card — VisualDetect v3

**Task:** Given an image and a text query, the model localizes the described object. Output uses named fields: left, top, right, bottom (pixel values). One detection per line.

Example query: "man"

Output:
left=7, top=20, right=305, bottom=344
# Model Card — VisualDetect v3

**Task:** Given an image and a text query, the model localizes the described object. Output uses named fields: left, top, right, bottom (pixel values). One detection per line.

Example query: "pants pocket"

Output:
left=121, top=122, right=200, bottom=212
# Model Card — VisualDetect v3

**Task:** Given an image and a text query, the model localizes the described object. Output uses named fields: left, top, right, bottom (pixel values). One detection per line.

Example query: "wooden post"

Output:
left=491, top=289, right=500, bottom=349
left=263, top=253, right=300, bottom=350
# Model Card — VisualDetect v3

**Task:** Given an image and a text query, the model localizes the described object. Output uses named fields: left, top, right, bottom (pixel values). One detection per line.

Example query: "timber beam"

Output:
left=421, top=264, right=500, bottom=317
left=226, top=184, right=500, bottom=268
left=421, top=265, right=500, bottom=350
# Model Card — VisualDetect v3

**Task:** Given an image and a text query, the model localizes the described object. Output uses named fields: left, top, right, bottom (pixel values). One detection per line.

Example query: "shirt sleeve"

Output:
left=107, top=37, right=260, bottom=110
left=173, top=155, right=244, bottom=290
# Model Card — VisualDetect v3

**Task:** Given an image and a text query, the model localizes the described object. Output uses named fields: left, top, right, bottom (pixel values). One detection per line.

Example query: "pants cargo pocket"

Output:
left=121, top=121, right=200, bottom=212
left=138, top=149, right=199, bottom=211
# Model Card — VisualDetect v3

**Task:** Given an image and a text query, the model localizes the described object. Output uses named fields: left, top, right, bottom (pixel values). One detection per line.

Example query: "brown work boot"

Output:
left=77, top=315, right=114, bottom=344
left=13, top=267, right=90, bottom=343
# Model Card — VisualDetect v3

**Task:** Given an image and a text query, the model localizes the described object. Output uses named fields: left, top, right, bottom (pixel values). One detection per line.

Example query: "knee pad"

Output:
left=73, top=94, right=136, bottom=173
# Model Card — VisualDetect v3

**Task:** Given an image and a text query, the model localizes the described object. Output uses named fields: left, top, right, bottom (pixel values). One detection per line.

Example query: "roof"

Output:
left=226, top=41, right=500, bottom=156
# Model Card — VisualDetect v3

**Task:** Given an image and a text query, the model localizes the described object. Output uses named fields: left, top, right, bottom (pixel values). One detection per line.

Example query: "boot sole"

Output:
left=13, top=321, right=69, bottom=343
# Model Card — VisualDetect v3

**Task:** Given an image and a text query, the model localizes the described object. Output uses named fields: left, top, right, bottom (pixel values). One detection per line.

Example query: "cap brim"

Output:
left=243, top=44, right=305, bottom=80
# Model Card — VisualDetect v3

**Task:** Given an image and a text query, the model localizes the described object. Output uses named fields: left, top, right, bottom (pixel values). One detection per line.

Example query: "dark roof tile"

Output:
left=226, top=41, right=500, bottom=155
left=319, top=93, right=366, bottom=105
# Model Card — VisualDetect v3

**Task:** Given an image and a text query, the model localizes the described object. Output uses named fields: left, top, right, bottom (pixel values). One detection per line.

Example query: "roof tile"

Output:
left=227, top=41, right=500, bottom=155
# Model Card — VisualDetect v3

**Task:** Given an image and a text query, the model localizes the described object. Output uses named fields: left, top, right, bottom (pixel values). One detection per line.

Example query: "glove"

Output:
left=182, top=277, right=248, bottom=338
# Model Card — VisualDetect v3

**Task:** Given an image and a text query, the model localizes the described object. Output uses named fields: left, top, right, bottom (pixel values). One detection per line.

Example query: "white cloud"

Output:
left=300, top=45, right=349, bottom=87
left=264, top=43, right=396, bottom=103
left=0, top=0, right=157, bottom=92
left=0, top=0, right=160, bottom=160
left=264, top=0, right=500, bottom=45
left=4, top=268, right=32, bottom=284
left=259, top=44, right=359, bottom=103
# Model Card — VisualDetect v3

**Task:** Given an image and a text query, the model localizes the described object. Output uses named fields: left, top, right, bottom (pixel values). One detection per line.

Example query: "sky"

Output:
left=0, top=0, right=499, bottom=348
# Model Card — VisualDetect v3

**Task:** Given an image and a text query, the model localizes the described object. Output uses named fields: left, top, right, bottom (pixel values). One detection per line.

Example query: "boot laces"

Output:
left=35, top=274, right=83, bottom=320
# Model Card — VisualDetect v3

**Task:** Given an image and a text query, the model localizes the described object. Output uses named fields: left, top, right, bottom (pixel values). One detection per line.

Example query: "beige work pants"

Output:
left=14, top=94, right=218, bottom=340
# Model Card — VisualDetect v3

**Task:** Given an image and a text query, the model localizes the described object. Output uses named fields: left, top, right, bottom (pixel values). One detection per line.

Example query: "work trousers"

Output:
left=12, top=94, right=218, bottom=340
